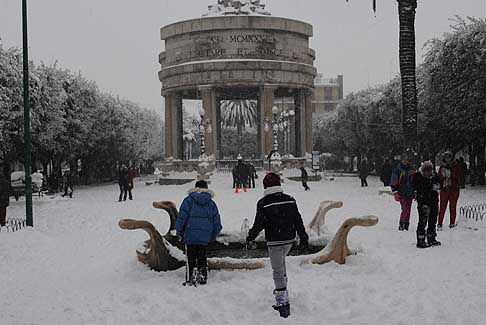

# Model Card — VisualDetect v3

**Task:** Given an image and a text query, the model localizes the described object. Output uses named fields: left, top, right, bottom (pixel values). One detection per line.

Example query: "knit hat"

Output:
left=263, top=172, right=281, bottom=189
left=420, top=160, right=434, bottom=174
left=195, top=180, right=208, bottom=189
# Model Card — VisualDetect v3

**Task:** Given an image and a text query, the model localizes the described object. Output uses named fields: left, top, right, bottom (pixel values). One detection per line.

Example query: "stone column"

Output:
left=164, top=94, right=173, bottom=160
left=200, top=85, right=219, bottom=160
left=258, top=84, right=277, bottom=159
left=305, top=88, right=314, bottom=155
left=166, top=92, right=183, bottom=160
left=295, top=89, right=306, bottom=157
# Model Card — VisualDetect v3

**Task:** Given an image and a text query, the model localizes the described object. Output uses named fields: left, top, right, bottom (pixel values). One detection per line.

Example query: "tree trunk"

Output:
left=398, top=0, right=418, bottom=147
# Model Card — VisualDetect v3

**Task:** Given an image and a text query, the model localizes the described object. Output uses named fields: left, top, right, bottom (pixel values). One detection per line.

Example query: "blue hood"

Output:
left=187, top=188, right=215, bottom=205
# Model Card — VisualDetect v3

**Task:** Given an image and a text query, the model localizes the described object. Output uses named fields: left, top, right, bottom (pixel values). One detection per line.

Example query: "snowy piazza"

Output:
left=1, top=0, right=486, bottom=324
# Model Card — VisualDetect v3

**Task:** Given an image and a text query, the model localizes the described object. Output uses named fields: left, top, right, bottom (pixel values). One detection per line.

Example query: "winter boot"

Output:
left=427, top=236, right=441, bottom=247
left=243, top=187, right=248, bottom=193
left=272, top=289, right=290, bottom=318
left=198, top=267, right=208, bottom=285
left=404, top=222, right=410, bottom=231
left=235, top=186, right=239, bottom=194
left=449, top=224, right=457, bottom=229
left=416, top=234, right=430, bottom=249
left=183, top=268, right=199, bottom=287
left=398, top=222, right=404, bottom=231
left=437, top=224, right=443, bottom=231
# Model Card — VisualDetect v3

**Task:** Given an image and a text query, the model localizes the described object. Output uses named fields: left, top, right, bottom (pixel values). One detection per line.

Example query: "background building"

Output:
left=313, top=74, right=344, bottom=114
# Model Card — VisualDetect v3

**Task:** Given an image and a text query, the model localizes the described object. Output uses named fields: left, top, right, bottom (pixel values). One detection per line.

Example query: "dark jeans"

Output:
left=0, top=206, right=6, bottom=227
left=187, top=245, right=208, bottom=276
left=62, top=184, right=73, bottom=198
left=119, top=184, right=128, bottom=201
left=361, top=177, right=368, bottom=187
left=302, top=181, right=310, bottom=191
left=417, top=202, right=438, bottom=240
left=248, top=176, right=255, bottom=189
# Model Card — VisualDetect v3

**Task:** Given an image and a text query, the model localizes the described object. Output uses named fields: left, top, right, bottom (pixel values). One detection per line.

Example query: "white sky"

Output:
left=1, top=0, right=485, bottom=114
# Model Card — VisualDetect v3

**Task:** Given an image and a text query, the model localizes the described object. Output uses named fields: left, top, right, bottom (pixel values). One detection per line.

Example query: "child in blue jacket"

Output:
left=176, top=180, right=222, bottom=285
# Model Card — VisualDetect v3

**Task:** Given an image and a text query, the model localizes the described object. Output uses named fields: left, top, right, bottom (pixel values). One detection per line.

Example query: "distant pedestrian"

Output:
left=248, top=163, right=257, bottom=189
left=391, top=152, right=415, bottom=231
left=380, top=159, right=393, bottom=187
left=118, top=165, right=129, bottom=202
left=458, top=157, right=467, bottom=189
left=412, top=161, right=441, bottom=248
left=127, top=165, right=136, bottom=200
left=437, top=151, right=462, bottom=230
left=234, top=156, right=248, bottom=193
left=246, top=172, right=309, bottom=318
left=359, top=159, right=370, bottom=187
left=0, top=170, right=12, bottom=227
left=176, top=180, right=222, bottom=286
left=300, top=166, right=310, bottom=191
left=61, top=171, right=73, bottom=198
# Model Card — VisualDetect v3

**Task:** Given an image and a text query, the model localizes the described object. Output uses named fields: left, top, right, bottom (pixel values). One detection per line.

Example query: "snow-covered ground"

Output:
left=1, top=172, right=486, bottom=325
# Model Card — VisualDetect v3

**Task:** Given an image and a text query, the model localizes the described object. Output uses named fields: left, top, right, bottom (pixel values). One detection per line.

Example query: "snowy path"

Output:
left=1, top=173, right=486, bottom=325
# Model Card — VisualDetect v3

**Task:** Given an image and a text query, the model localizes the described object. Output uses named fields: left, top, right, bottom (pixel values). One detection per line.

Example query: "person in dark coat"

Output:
left=176, top=180, right=222, bottom=285
left=359, top=159, right=370, bottom=187
left=300, top=166, right=310, bottom=191
left=0, top=171, right=12, bottom=227
left=248, top=163, right=257, bottom=189
left=380, top=159, right=393, bottom=187
left=438, top=151, right=462, bottom=229
left=412, top=161, right=441, bottom=248
left=127, top=165, right=136, bottom=200
left=118, top=165, right=129, bottom=202
left=246, top=172, right=309, bottom=318
left=61, top=171, right=73, bottom=198
left=390, top=153, right=415, bottom=231
left=234, top=157, right=248, bottom=193
left=458, top=157, right=467, bottom=189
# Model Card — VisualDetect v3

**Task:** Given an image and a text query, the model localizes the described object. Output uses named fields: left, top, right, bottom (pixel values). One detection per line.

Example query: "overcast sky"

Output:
left=1, top=0, right=485, bottom=113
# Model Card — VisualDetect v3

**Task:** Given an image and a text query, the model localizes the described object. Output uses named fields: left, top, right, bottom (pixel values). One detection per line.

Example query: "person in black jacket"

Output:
left=246, top=172, right=309, bottom=318
left=118, top=165, right=129, bottom=202
left=380, top=159, right=393, bottom=187
left=248, top=163, right=257, bottom=189
left=300, top=166, right=310, bottom=191
left=412, top=161, right=441, bottom=248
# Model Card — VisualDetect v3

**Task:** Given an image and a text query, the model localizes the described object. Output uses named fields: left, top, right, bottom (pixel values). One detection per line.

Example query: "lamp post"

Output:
left=22, top=0, right=33, bottom=227
left=193, top=108, right=213, bottom=160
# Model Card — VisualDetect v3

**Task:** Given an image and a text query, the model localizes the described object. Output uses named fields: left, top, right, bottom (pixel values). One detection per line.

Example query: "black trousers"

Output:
left=302, top=181, right=310, bottom=191
left=417, top=202, right=438, bottom=239
left=187, top=245, right=208, bottom=274
left=360, top=177, right=368, bottom=187
left=248, top=176, right=255, bottom=189
left=119, top=184, right=128, bottom=201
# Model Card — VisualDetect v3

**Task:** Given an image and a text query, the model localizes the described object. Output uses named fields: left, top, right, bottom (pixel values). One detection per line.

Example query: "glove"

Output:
left=393, top=192, right=400, bottom=202
left=298, top=240, right=309, bottom=251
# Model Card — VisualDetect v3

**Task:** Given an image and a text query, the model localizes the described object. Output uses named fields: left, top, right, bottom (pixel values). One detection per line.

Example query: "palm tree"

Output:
left=220, top=100, right=258, bottom=135
left=348, top=0, right=418, bottom=146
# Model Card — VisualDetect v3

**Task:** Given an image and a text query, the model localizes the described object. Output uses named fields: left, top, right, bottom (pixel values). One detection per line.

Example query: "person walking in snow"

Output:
left=437, top=151, right=462, bottom=230
left=0, top=169, right=13, bottom=227
left=359, top=159, right=370, bottom=187
left=61, top=171, right=74, bottom=198
left=234, top=156, right=248, bottom=193
left=127, top=165, right=136, bottom=200
left=412, top=161, right=441, bottom=248
left=118, top=165, right=129, bottom=202
left=246, top=172, right=309, bottom=318
left=248, top=162, right=257, bottom=189
left=457, top=157, right=468, bottom=189
left=176, top=180, right=222, bottom=286
left=300, top=166, right=310, bottom=191
left=380, top=159, right=393, bottom=187
left=390, top=152, right=415, bottom=231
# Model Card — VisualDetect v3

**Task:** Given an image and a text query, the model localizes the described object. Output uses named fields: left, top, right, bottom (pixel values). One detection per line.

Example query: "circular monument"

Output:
left=160, top=0, right=317, bottom=163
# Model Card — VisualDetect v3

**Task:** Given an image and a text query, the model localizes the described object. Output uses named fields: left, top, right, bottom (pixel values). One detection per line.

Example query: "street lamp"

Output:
left=22, top=0, right=33, bottom=227
left=193, top=108, right=212, bottom=159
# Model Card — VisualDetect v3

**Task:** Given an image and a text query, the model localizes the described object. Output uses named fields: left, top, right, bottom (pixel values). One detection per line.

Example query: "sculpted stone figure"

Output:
left=204, top=0, right=271, bottom=17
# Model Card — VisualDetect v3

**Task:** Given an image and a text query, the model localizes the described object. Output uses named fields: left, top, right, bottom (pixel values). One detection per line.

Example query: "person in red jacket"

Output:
left=437, top=151, right=462, bottom=230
